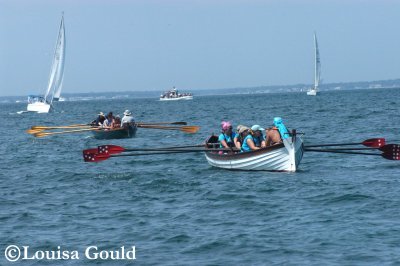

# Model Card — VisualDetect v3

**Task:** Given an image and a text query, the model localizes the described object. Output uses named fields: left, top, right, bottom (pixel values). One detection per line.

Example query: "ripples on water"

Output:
left=1, top=89, right=400, bottom=265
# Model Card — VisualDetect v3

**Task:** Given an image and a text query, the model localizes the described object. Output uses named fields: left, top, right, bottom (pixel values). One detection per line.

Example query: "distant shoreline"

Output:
left=1, top=79, right=400, bottom=102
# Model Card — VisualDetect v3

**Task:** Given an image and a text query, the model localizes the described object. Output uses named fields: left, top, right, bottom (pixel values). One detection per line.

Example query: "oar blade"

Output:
left=379, top=144, right=400, bottom=153
left=83, top=148, right=99, bottom=155
left=382, top=152, right=400, bottom=161
left=98, top=145, right=126, bottom=155
left=33, top=132, right=49, bottom=138
left=83, top=152, right=110, bottom=162
left=182, top=126, right=200, bottom=134
left=26, top=129, right=43, bottom=134
left=363, top=138, right=386, bottom=148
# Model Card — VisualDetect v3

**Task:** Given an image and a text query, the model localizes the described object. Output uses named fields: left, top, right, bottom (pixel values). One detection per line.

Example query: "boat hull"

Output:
left=205, top=135, right=304, bottom=172
left=159, top=96, right=193, bottom=101
left=307, top=89, right=318, bottom=96
left=92, top=125, right=137, bottom=140
left=27, top=102, right=52, bottom=113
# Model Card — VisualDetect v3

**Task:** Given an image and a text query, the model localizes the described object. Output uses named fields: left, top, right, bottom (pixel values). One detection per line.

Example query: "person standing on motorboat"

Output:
left=121, top=110, right=135, bottom=127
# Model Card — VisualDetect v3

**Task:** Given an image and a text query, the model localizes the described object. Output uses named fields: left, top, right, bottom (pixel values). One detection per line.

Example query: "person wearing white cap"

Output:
left=121, top=110, right=135, bottom=127
left=91, top=112, right=106, bottom=126
left=241, top=125, right=266, bottom=152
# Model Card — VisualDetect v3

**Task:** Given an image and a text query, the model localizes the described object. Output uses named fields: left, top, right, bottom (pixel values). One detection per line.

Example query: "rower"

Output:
left=121, top=110, right=135, bottom=127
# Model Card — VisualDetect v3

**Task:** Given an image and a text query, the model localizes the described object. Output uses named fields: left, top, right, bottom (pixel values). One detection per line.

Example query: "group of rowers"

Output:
left=90, top=110, right=135, bottom=129
left=218, top=120, right=284, bottom=152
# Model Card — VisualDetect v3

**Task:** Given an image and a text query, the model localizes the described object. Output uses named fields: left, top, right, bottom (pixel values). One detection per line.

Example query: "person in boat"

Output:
left=102, top=112, right=115, bottom=129
left=218, top=121, right=237, bottom=149
left=241, top=125, right=266, bottom=152
left=121, top=110, right=135, bottom=127
left=91, top=112, right=106, bottom=126
left=235, top=126, right=250, bottom=149
left=113, top=115, right=121, bottom=128
left=265, top=126, right=282, bottom=146
left=234, top=125, right=248, bottom=149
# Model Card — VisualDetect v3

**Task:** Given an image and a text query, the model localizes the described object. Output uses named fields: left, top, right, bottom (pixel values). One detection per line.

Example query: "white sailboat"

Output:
left=307, top=32, right=320, bottom=96
left=27, top=14, right=66, bottom=113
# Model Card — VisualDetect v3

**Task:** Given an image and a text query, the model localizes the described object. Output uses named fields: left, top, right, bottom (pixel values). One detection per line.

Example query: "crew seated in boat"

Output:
left=121, top=110, right=135, bottom=127
left=241, top=125, right=266, bottom=152
left=102, top=112, right=115, bottom=129
left=218, top=121, right=237, bottom=148
left=91, top=112, right=106, bottom=127
left=265, top=126, right=283, bottom=146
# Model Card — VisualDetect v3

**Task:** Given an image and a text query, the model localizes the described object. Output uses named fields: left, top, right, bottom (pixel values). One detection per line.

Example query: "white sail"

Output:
left=314, top=32, right=321, bottom=90
left=45, top=14, right=66, bottom=102
left=27, top=14, right=66, bottom=113
left=307, top=32, right=321, bottom=96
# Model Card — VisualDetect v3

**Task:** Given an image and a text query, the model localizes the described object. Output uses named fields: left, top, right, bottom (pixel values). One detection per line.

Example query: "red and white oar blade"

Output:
left=83, top=152, right=110, bottom=162
left=83, top=148, right=98, bottom=155
left=382, top=152, right=400, bottom=161
left=97, top=145, right=126, bottom=155
left=379, top=144, right=400, bottom=153
left=363, top=138, right=386, bottom=148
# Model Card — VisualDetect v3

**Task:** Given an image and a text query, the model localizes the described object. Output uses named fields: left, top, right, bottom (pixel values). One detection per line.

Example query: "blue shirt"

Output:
left=218, top=132, right=237, bottom=148
left=241, top=134, right=265, bottom=152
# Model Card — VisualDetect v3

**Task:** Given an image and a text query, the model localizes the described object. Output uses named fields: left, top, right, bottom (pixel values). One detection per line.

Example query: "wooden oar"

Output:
left=137, top=121, right=187, bottom=125
left=137, top=125, right=199, bottom=133
left=26, top=125, right=93, bottom=134
left=305, top=138, right=385, bottom=148
left=83, top=148, right=238, bottom=162
left=305, top=148, right=399, bottom=160
left=30, top=124, right=91, bottom=130
left=33, top=128, right=100, bottom=138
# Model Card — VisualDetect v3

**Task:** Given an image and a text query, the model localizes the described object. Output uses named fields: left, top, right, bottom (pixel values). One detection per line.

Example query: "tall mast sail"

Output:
left=44, top=14, right=66, bottom=103
left=314, top=32, right=321, bottom=90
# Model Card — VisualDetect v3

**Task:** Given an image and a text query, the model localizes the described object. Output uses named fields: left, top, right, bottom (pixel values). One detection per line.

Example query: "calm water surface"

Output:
left=1, top=89, right=400, bottom=265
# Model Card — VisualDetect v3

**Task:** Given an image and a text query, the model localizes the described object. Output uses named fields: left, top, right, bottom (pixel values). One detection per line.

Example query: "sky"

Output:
left=0, top=0, right=400, bottom=97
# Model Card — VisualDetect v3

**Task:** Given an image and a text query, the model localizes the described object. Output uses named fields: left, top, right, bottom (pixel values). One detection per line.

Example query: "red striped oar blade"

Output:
left=97, top=145, right=126, bottom=155
left=83, top=152, right=111, bottom=162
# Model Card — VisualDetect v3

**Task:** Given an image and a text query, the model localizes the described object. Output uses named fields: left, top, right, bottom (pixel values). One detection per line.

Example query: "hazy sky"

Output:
left=1, top=0, right=399, bottom=97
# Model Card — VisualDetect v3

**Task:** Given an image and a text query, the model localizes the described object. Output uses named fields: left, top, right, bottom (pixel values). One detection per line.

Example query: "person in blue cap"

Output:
left=241, top=125, right=266, bottom=152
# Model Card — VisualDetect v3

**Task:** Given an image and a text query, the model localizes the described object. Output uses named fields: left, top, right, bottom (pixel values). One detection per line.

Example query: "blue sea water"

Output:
left=1, top=88, right=400, bottom=265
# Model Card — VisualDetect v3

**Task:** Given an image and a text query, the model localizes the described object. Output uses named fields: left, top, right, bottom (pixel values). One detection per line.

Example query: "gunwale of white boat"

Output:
left=204, top=135, right=304, bottom=172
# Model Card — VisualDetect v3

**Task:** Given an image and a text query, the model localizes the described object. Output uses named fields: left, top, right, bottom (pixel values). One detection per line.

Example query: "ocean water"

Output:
left=1, top=88, right=400, bottom=265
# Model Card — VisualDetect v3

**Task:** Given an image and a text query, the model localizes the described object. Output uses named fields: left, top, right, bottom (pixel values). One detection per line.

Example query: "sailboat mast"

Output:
left=314, top=32, right=320, bottom=90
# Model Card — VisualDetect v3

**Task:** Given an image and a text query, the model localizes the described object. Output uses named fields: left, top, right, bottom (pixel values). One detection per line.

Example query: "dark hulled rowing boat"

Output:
left=92, top=124, right=137, bottom=140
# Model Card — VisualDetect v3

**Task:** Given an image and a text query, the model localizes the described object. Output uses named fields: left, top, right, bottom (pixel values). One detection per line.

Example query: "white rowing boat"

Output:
left=204, top=131, right=304, bottom=172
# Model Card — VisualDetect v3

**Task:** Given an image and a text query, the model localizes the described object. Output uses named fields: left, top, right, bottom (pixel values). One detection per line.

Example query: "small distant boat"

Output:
left=91, top=124, right=137, bottom=140
left=307, top=32, right=321, bottom=96
left=204, top=131, right=304, bottom=172
left=159, top=87, right=193, bottom=101
left=27, top=14, right=66, bottom=113
left=57, top=97, right=66, bottom=102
